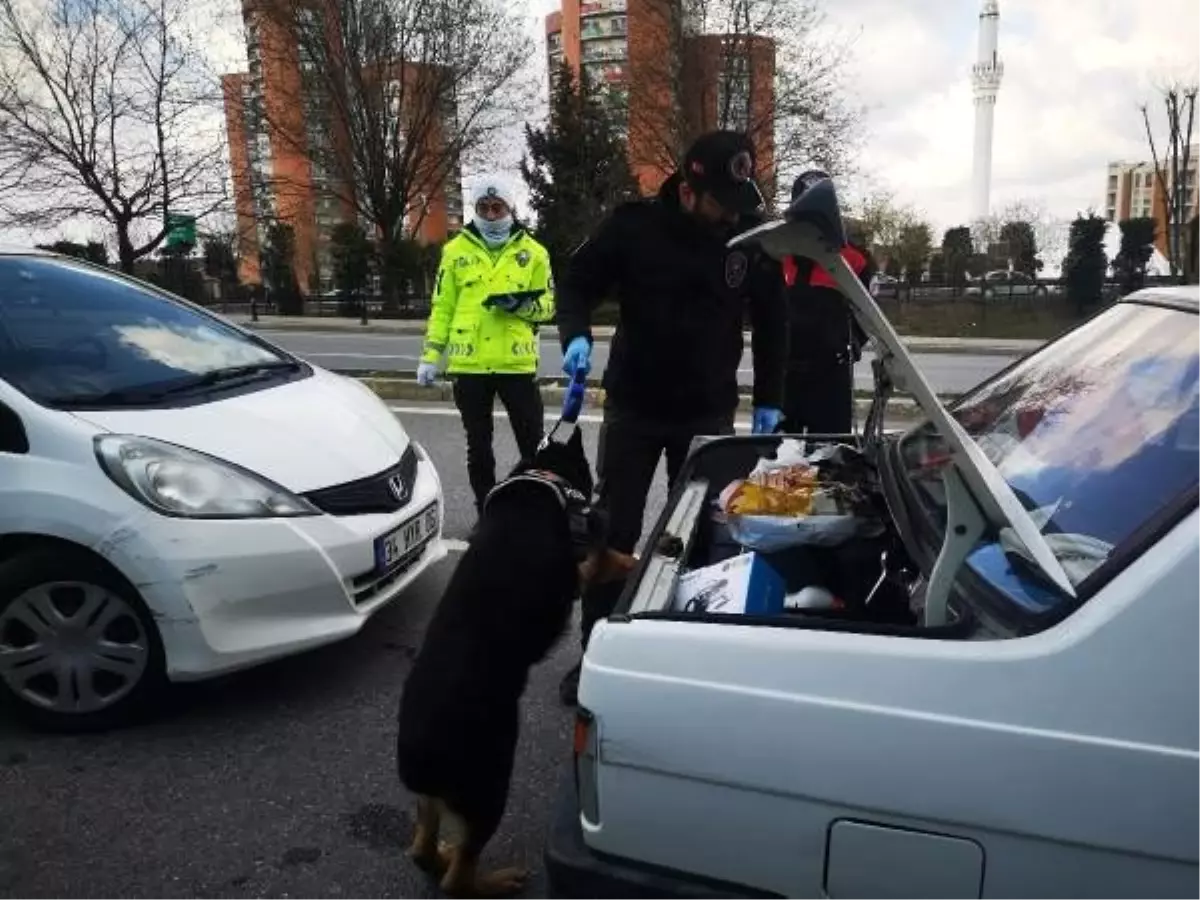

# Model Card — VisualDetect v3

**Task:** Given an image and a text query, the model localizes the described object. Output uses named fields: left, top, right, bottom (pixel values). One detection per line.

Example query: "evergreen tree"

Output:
left=330, top=223, right=373, bottom=296
left=520, top=62, right=638, bottom=277
left=941, top=226, right=973, bottom=290
left=36, top=239, right=109, bottom=266
left=261, top=222, right=302, bottom=315
left=1111, top=217, right=1157, bottom=295
left=999, top=220, right=1041, bottom=275
left=1063, top=213, right=1109, bottom=313
left=927, top=251, right=946, bottom=283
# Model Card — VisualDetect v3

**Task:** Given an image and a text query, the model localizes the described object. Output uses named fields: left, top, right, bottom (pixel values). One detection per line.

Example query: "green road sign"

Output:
left=166, top=214, right=197, bottom=248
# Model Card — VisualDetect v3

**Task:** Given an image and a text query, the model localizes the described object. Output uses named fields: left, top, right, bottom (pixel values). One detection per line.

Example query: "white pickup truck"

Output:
left=544, top=180, right=1199, bottom=899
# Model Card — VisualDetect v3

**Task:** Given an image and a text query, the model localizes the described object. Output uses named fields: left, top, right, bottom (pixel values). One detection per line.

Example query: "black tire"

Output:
left=0, top=547, right=166, bottom=732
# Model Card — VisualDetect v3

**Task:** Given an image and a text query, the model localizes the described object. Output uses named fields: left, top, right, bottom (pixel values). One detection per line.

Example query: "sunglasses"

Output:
left=475, top=199, right=509, bottom=216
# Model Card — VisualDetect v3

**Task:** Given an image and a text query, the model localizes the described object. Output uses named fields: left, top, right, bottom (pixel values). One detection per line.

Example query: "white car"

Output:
left=0, top=248, right=447, bottom=730
left=966, top=269, right=1049, bottom=299
left=546, top=180, right=1198, bottom=898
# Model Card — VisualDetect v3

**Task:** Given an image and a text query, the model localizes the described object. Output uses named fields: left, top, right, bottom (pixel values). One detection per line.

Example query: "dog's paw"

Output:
left=442, top=865, right=528, bottom=898
left=406, top=840, right=453, bottom=876
left=476, top=867, right=528, bottom=897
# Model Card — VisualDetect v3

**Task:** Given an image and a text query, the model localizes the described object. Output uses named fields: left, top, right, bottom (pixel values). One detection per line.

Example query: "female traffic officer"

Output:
left=417, top=177, right=556, bottom=516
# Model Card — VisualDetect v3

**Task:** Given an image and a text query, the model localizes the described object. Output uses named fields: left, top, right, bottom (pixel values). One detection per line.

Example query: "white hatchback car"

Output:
left=0, top=249, right=446, bottom=730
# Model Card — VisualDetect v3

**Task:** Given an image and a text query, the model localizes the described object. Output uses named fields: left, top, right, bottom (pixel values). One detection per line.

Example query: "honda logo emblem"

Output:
left=387, top=474, right=407, bottom=502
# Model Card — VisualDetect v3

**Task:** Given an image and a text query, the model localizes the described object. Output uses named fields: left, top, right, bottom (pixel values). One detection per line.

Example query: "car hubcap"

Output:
left=0, top=582, right=149, bottom=714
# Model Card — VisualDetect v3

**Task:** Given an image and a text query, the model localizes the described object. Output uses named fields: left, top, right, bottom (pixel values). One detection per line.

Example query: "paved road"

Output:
left=0, top=413, right=670, bottom=899
left=260, top=330, right=1016, bottom=396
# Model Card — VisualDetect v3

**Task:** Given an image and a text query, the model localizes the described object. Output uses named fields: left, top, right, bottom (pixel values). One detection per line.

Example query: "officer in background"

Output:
left=556, top=131, right=788, bottom=704
left=418, top=176, right=555, bottom=515
left=780, top=171, right=874, bottom=437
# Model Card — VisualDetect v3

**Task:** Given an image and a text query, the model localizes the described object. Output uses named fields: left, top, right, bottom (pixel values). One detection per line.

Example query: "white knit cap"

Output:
left=469, top=175, right=516, bottom=213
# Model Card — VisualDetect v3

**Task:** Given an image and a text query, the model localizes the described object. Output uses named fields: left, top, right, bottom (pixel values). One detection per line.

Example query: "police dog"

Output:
left=396, top=428, right=633, bottom=897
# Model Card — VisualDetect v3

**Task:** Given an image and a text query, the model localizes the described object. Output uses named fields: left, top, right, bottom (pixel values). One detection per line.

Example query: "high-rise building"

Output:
left=222, top=0, right=463, bottom=293
left=544, top=0, right=775, bottom=197
left=970, top=0, right=1003, bottom=222
left=1105, top=147, right=1199, bottom=260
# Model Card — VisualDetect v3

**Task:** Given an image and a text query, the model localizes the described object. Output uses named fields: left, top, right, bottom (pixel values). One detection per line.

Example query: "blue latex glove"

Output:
left=562, top=336, right=592, bottom=377
left=751, top=406, right=782, bottom=435
left=416, top=361, right=439, bottom=387
left=562, top=368, right=587, bottom=422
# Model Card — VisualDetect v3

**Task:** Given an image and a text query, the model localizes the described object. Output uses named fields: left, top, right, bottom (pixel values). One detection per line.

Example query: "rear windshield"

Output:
left=901, top=301, right=1198, bottom=603
left=0, top=256, right=283, bottom=407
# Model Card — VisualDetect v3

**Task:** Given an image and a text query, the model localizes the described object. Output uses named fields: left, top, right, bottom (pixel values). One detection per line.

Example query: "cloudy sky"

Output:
left=219, top=0, right=1195, bottom=233
left=815, top=0, right=1199, bottom=231
left=10, top=0, right=1198, bottom=247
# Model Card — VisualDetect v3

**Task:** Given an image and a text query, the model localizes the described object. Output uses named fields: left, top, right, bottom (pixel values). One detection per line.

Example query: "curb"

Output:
left=358, top=376, right=937, bottom=422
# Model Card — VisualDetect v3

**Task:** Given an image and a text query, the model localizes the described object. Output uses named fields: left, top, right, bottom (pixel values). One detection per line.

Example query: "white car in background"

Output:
left=0, top=248, right=446, bottom=730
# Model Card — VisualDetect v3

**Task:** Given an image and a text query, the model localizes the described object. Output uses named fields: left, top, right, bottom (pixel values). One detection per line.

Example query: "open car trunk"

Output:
left=616, top=175, right=1077, bottom=636
left=620, top=432, right=947, bottom=634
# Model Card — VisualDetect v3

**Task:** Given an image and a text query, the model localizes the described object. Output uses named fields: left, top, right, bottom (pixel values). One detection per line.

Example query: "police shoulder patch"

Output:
left=725, top=250, right=748, bottom=289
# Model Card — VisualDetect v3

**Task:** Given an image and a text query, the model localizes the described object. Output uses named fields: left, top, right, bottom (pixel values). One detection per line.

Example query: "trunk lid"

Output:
left=730, top=179, right=1075, bottom=603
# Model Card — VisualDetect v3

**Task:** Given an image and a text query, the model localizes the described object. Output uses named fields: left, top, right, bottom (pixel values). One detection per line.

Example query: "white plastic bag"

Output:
left=718, top=439, right=875, bottom=551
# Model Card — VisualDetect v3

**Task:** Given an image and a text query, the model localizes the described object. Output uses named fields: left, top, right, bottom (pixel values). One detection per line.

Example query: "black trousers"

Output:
left=579, top=402, right=735, bottom=649
left=781, top=358, right=856, bottom=437
left=452, top=374, right=545, bottom=511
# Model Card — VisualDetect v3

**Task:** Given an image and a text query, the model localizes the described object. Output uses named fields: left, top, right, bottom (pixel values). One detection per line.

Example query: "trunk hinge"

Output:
left=923, top=466, right=987, bottom=627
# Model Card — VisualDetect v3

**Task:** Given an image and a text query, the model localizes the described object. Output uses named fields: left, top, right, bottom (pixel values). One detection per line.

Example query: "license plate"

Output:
left=374, top=503, right=439, bottom=573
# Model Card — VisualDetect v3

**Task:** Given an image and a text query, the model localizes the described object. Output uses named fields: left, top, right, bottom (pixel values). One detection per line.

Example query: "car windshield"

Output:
left=0, top=255, right=287, bottom=408
left=900, top=300, right=1198, bottom=605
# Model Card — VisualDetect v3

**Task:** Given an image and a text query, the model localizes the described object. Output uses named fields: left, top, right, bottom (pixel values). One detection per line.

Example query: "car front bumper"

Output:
left=544, top=764, right=775, bottom=900
left=93, top=451, right=447, bottom=681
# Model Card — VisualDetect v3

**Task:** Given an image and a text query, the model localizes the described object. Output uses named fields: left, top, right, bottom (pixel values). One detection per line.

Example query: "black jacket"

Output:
left=786, top=244, right=873, bottom=369
left=556, top=175, right=787, bottom=420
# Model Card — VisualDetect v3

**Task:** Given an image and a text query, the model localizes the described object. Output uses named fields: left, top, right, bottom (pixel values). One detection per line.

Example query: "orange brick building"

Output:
left=222, top=0, right=462, bottom=292
left=545, top=0, right=775, bottom=199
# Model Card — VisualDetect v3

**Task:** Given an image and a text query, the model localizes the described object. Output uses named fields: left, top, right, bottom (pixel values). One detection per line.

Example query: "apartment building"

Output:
left=222, top=0, right=463, bottom=292
left=1105, top=146, right=1199, bottom=260
left=545, top=0, right=776, bottom=197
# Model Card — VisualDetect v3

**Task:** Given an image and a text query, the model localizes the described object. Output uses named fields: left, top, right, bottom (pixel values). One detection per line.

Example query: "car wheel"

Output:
left=1035, top=286, right=1048, bottom=297
left=0, top=548, right=165, bottom=732
left=982, top=288, right=995, bottom=300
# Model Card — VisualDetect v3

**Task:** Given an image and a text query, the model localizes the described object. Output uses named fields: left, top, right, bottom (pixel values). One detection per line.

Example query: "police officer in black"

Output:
left=780, top=171, right=874, bottom=437
left=556, top=131, right=788, bottom=704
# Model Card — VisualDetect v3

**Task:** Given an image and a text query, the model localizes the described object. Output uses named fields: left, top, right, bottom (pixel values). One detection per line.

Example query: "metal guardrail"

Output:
left=202, top=297, right=433, bottom=320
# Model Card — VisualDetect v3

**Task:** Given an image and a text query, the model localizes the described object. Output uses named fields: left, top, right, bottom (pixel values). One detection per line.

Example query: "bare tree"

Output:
left=250, top=0, right=533, bottom=298
left=972, top=198, right=1068, bottom=273
left=0, top=0, right=229, bottom=272
left=629, top=0, right=860, bottom=201
left=847, top=189, right=919, bottom=254
left=1140, top=81, right=1197, bottom=280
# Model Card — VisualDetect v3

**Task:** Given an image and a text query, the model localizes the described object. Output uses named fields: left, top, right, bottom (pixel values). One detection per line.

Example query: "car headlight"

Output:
left=94, top=435, right=318, bottom=519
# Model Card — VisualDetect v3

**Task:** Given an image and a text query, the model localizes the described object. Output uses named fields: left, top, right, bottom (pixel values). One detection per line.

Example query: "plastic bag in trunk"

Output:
left=717, top=439, right=884, bottom=551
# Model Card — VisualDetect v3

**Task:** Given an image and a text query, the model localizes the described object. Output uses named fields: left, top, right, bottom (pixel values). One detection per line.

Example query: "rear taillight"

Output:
left=573, top=706, right=600, bottom=825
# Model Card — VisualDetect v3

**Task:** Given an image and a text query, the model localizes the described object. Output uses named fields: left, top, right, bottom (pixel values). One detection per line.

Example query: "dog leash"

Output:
left=539, top=368, right=588, bottom=450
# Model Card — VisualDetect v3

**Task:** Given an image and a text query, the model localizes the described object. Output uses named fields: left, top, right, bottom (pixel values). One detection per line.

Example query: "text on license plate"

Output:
left=375, top=504, right=439, bottom=572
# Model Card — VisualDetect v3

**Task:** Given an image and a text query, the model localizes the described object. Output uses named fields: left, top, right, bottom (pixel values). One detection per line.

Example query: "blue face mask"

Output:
left=477, top=215, right=513, bottom=247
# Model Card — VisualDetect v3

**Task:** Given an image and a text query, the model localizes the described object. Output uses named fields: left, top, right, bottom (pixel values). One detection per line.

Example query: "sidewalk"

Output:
left=225, top=313, right=1041, bottom=356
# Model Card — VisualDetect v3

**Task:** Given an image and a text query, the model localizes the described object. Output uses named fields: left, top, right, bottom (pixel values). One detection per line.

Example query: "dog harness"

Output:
left=482, top=469, right=603, bottom=561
